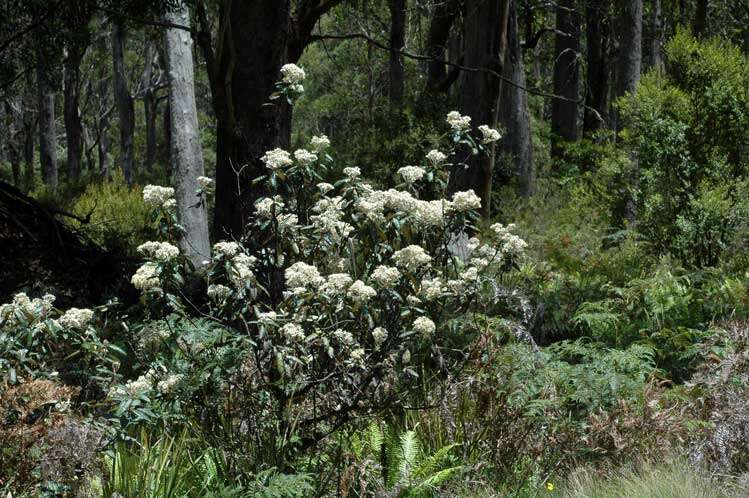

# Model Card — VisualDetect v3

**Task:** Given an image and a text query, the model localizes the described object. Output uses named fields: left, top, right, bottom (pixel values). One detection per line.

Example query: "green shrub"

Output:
left=70, top=172, right=154, bottom=252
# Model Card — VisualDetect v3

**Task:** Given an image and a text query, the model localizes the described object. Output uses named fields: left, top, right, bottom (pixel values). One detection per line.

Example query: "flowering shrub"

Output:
left=109, top=66, right=523, bottom=468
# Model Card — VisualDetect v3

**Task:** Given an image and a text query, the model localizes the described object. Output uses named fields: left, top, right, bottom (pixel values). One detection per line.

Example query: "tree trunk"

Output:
left=22, top=93, right=35, bottom=190
left=163, top=2, right=211, bottom=267
left=693, top=0, right=707, bottom=37
left=499, top=0, right=534, bottom=196
left=36, top=56, right=58, bottom=190
left=388, top=0, right=407, bottom=105
left=447, top=0, right=510, bottom=219
left=111, top=19, right=135, bottom=184
left=550, top=0, right=580, bottom=157
left=141, top=42, right=159, bottom=172
left=651, top=0, right=664, bottom=70
left=3, top=99, right=22, bottom=186
left=613, top=0, right=642, bottom=131
left=63, top=43, right=85, bottom=182
left=424, top=0, right=459, bottom=93
left=162, top=99, right=172, bottom=179
left=583, top=0, right=609, bottom=135
left=96, top=75, right=112, bottom=180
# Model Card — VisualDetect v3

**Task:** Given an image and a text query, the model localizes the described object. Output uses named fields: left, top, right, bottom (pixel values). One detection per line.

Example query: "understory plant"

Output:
left=105, top=65, right=525, bottom=479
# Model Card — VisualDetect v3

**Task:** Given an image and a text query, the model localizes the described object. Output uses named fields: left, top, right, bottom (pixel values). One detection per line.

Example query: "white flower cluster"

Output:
left=320, top=273, right=353, bottom=295
left=392, top=245, right=432, bottom=272
left=413, top=316, right=436, bottom=335
left=371, top=265, right=401, bottom=288
left=0, top=293, right=56, bottom=328
left=262, top=148, right=293, bottom=170
left=356, top=188, right=448, bottom=229
left=285, top=262, right=324, bottom=291
left=131, top=262, right=161, bottom=292
left=478, top=125, right=501, bottom=144
left=317, top=182, right=334, bottom=194
left=397, top=166, right=426, bottom=184
left=280, top=63, right=305, bottom=85
left=143, top=185, right=175, bottom=208
left=294, top=148, right=318, bottom=166
left=450, top=189, right=482, bottom=212
left=157, top=373, right=183, bottom=394
left=58, top=308, right=94, bottom=329
left=207, top=284, right=231, bottom=301
left=311, top=135, right=331, bottom=151
left=420, top=277, right=445, bottom=301
left=343, top=167, right=361, bottom=179
left=347, top=280, right=377, bottom=304
left=197, top=176, right=213, bottom=189
left=446, top=111, right=471, bottom=131
left=137, top=241, right=180, bottom=262
left=490, top=223, right=528, bottom=256
left=282, top=322, right=305, bottom=342
left=372, top=326, right=388, bottom=346
left=311, top=195, right=353, bottom=243
left=426, top=149, right=447, bottom=166
left=255, top=196, right=284, bottom=218
left=213, top=241, right=241, bottom=258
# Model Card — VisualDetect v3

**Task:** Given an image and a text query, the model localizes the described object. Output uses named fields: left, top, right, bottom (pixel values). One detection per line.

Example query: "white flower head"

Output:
left=280, top=63, right=306, bottom=85
left=392, top=245, right=432, bottom=272
left=137, top=241, right=180, bottom=262
left=420, top=277, right=445, bottom=301
left=197, top=176, right=213, bottom=189
left=343, top=167, right=361, bottom=179
left=426, top=149, right=447, bottom=166
left=255, top=196, right=285, bottom=218
left=261, top=148, right=293, bottom=170
left=347, top=280, right=377, bottom=304
left=282, top=323, right=305, bottom=342
left=320, top=273, right=353, bottom=295
left=397, top=166, right=426, bottom=184
left=446, top=111, right=471, bottom=131
left=294, top=148, right=318, bottom=166
left=478, top=125, right=501, bottom=144
left=131, top=262, right=161, bottom=292
left=310, top=135, right=331, bottom=152
left=207, top=284, right=232, bottom=301
left=372, top=327, right=388, bottom=346
left=449, top=189, right=482, bottom=212
left=413, top=316, right=436, bottom=336
left=317, top=182, right=334, bottom=194
left=213, top=241, right=241, bottom=258
left=58, top=308, right=94, bottom=329
left=142, top=185, right=175, bottom=207
left=285, top=262, right=324, bottom=289
left=371, top=265, right=401, bottom=288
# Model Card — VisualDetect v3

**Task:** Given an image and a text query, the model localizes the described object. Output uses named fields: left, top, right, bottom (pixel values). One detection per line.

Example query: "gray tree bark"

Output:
left=64, top=44, right=85, bottom=182
left=141, top=42, right=159, bottom=172
left=36, top=56, right=58, bottom=190
left=583, top=0, right=610, bottom=135
left=499, top=0, right=534, bottom=196
left=163, top=2, right=211, bottom=267
left=3, top=99, right=22, bottom=186
left=111, top=19, right=135, bottom=184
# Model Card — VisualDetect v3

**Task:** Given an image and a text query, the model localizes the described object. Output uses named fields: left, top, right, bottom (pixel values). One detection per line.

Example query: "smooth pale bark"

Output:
left=163, top=2, right=211, bottom=267
left=388, top=0, right=406, bottom=104
left=499, top=0, right=534, bottom=196
left=141, top=42, right=159, bottom=172
left=63, top=44, right=85, bottom=182
left=111, top=19, right=135, bottom=184
left=583, top=0, right=610, bottom=135
left=550, top=0, right=580, bottom=157
left=651, top=0, right=664, bottom=69
left=448, top=0, right=510, bottom=219
left=36, top=58, right=58, bottom=189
